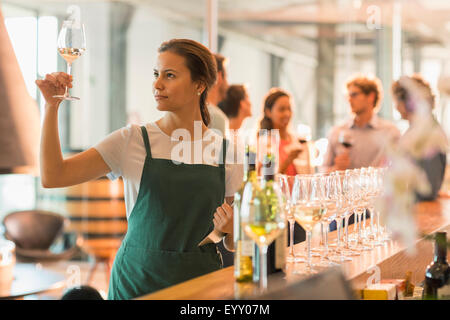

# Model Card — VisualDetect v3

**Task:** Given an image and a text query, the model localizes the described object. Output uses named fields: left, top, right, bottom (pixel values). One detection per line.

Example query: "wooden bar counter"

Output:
left=137, top=197, right=450, bottom=300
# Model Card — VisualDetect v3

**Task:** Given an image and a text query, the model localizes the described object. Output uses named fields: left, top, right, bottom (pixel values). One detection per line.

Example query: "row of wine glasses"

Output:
left=282, top=167, right=388, bottom=275
left=238, top=164, right=388, bottom=290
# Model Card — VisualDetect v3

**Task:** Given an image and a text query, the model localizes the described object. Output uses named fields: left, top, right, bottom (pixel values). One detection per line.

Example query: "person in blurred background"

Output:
left=322, top=75, right=401, bottom=172
left=207, top=53, right=230, bottom=138
left=218, top=84, right=252, bottom=132
left=259, top=87, right=312, bottom=244
left=215, top=84, right=252, bottom=268
left=259, top=88, right=312, bottom=175
left=36, top=39, right=243, bottom=299
left=391, top=74, right=448, bottom=201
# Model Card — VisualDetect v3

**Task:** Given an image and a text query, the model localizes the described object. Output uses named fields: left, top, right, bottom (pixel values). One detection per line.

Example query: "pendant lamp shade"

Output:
left=0, top=8, right=40, bottom=175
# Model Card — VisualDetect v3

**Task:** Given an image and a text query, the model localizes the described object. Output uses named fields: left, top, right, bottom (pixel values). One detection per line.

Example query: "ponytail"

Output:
left=199, top=91, right=210, bottom=126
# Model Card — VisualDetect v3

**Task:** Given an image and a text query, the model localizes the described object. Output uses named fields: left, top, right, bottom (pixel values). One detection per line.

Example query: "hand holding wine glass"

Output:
left=338, top=129, right=354, bottom=149
left=333, top=130, right=353, bottom=170
left=36, top=72, right=73, bottom=107
left=53, top=20, right=86, bottom=101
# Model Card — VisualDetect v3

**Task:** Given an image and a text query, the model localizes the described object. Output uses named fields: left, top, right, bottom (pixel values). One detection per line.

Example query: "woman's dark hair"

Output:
left=391, top=74, right=435, bottom=112
left=218, top=84, right=247, bottom=118
left=61, top=286, right=104, bottom=300
left=158, top=39, right=217, bottom=126
left=259, top=88, right=290, bottom=130
left=214, top=53, right=226, bottom=75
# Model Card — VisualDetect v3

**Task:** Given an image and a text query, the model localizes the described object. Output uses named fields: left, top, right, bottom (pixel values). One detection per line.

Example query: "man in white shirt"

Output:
left=322, top=75, right=401, bottom=172
left=207, top=54, right=230, bottom=138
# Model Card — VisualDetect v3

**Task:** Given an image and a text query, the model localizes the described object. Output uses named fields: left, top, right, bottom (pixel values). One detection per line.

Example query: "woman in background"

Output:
left=258, top=88, right=311, bottom=245
left=259, top=88, right=313, bottom=175
left=391, top=74, right=448, bottom=201
left=218, top=84, right=252, bottom=132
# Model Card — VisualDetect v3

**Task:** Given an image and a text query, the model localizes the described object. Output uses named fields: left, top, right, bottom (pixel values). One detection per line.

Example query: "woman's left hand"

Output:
left=213, top=203, right=233, bottom=235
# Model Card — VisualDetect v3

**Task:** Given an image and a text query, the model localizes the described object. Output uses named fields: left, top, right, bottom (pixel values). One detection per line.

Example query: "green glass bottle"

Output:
left=253, top=152, right=287, bottom=282
left=423, top=232, right=450, bottom=300
left=234, top=145, right=257, bottom=282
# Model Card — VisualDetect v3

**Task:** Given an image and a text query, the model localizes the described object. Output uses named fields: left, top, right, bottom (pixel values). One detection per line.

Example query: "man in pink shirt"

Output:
left=322, top=75, right=400, bottom=172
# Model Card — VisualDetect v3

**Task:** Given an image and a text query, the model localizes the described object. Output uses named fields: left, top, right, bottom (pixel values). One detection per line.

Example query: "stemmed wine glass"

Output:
left=351, top=168, right=372, bottom=251
left=291, top=174, right=326, bottom=274
left=375, top=167, right=390, bottom=242
left=338, top=129, right=354, bottom=150
left=329, top=171, right=353, bottom=262
left=276, top=174, right=304, bottom=263
left=365, top=167, right=384, bottom=246
left=341, top=170, right=361, bottom=256
left=53, top=20, right=86, bottom=101
left=241, top=175, right=286, bottom=291
left=317, top=173, right=340, bottom=267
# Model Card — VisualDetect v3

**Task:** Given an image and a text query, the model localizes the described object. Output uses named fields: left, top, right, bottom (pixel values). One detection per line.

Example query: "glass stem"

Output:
left=336, top=217, right=342, bottom=250
left=344, top=214, right=350, bottom=249
left=357, top=210, right=362, bottom=244
left=324, top=221, right=329, bottom=256
left=319, top=222, right=324, bottom=246
left=260, top=245, right=268, bottom=291
left=289, top=219, right=295, bottom=257
left=65, top=62, right=72, bottom=97
left=362, top=208, right=367, bottom=237
left=370, top=206, right=374, bottom=237
left=376, top=209, right=381, bottom=240
left=306, top=231, right=312, bottom=269
left=320, top=221, right=326, bottom=247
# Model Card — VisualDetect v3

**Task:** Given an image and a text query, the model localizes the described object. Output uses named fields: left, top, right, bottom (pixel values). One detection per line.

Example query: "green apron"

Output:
left=107, top=126, right=226, bottom=300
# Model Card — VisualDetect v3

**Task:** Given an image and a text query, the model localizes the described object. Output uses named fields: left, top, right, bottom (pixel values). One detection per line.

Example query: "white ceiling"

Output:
left=3, top=0, right=450, bottom=48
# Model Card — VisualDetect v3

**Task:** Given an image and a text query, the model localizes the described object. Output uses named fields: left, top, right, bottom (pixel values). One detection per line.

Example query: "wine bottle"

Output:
left=423, top=232, right=450, bottom=300
left=234, top=145, right=257, bottom=282
left=253, top=153, right=287, bottom=282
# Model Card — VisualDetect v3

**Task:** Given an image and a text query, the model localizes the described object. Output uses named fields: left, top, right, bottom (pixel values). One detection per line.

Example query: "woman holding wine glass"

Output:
left=36, top=38, right=243, bottom=299
left=258, top=88, right=314, bottom=262
left=259, top=88, right=313, bottom=176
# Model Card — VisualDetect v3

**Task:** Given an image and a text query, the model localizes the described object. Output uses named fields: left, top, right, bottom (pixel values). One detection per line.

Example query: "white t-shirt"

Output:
left=207, top=103, right=229, bottom=138
left=93, top=122, right=244, bottom=219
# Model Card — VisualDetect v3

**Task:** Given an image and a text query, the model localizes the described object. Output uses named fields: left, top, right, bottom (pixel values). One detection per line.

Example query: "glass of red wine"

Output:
left=338, top=130, right=353, bottom=149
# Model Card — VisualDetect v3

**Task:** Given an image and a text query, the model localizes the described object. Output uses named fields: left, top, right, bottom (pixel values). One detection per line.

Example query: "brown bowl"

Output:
left=2, top=210, right=65, bottom=250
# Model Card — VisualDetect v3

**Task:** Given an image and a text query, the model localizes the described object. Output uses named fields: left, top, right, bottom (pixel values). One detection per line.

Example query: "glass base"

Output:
left=342, top=247, right=362, bottom=256
left=317, top=258, right=340, bottom=268
left=293, top=265, right=319, bottom=275
left=329, top=250, right=353, bottom=262
left=53, top=94, right=80, bottom=101
left=287, top=255, right=306, bottom=263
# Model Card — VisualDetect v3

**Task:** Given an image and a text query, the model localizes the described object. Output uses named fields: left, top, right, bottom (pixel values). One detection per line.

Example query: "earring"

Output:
left=197, top=91, right=201, bottom=96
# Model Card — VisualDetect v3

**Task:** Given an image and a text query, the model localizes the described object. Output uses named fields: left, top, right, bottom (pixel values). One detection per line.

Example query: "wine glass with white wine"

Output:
left=53, top=20, right=86, bottom=101
left=241, top=154, right=286, bottom=292
left=291, top=174, right=326, bottom=275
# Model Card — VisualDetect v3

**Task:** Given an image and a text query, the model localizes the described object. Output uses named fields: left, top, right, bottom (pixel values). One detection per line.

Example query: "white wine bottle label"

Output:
left=241, top=240, right=254, bottom=256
